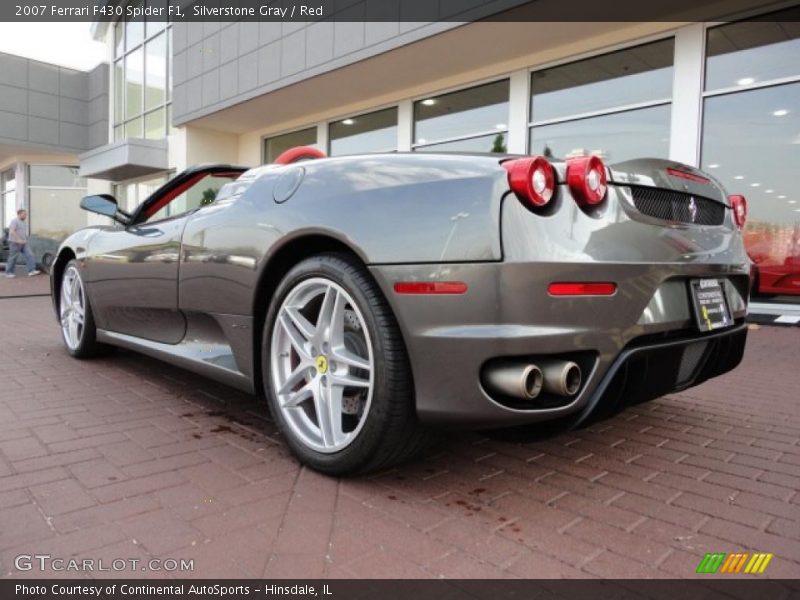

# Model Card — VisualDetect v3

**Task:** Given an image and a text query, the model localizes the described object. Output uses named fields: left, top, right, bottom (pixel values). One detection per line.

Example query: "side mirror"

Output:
left=80, top=194, right=129, bottom=225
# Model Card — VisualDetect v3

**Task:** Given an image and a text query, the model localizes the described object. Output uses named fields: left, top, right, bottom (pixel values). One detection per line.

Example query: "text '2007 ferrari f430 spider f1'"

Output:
left=50, top=147, right=751, bottom=475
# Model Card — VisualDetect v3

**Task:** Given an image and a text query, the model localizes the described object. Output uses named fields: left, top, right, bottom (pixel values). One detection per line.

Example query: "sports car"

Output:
left=50, top=147, right=751, bottom=475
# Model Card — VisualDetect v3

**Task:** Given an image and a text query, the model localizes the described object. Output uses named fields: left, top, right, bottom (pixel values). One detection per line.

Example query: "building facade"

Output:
left=1, top=2, right=798, bottom=291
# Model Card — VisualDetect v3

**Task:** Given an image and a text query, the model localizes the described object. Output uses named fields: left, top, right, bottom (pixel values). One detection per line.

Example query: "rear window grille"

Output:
left=629, top=187, right=726, bottom=226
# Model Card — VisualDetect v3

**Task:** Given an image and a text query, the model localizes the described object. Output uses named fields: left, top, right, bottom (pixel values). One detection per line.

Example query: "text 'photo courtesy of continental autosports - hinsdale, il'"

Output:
left=50, top=145, right=751, bottom=475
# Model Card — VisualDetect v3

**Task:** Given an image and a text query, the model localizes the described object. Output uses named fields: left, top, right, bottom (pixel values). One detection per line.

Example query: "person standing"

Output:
left=4, top=209, right=40, bottom=278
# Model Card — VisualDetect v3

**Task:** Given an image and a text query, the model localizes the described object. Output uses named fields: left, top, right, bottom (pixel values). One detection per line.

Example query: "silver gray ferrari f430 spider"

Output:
left=51, top=147, right=751, bottom=474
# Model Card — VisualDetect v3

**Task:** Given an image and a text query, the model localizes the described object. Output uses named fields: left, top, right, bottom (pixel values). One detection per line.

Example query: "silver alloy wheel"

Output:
left=60, top=265, right=86, bottom=351
left=271, top=277, right=374, bottom=453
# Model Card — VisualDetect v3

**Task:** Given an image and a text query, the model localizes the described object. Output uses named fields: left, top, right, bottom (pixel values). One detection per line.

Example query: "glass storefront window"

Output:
left=414, top=79, right=509, bottom=149
left=415, top=132, right=508, bottom=153
left=263, top=128, right=318, bottom=162
left=1, top=168, right=16, bottom=229
left=114, top=21, right=124, bottom=57
left=530, top=104, right=671, bottom=163
left=705, top=8, right=800, bottom=92
left=145, top=16, right=166, bottom=38
left=704, top=11, right=800, bottom=297
left=329, top=108, right=398, bottom=156
left=126, top=116, right=143, bottom=138
left=702, top=82, right=800, bottom=277
left=125, top=16, right=144, bottom=51
left=27, top=165, right=88, bottom=251
left=145, top=33, right=167, bottom=111
left=529, top=38, right=673, bottom=160
left=530, top=38, right=674, bottom=122
left=114, top=15, right=171, bottom=140
left=145, top=108, right=166, bottom=139
left=28, top=189, right=88, bottom=242
left=115, top=174, right=170, bottom=214
left=125, top=47, right=144, bottom=120
left=114, top=60, right=124, bottom=125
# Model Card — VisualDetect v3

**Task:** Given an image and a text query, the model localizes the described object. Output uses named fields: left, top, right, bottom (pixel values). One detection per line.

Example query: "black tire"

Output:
left=262, top=253, right=434, bottom=475
left=58, top=259, right=107, bottom=359
left=41, top=252, right=54, bottom=274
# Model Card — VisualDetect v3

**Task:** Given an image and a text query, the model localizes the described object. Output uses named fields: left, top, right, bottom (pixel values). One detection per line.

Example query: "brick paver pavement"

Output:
left=0, top=288, right=798, bottom=579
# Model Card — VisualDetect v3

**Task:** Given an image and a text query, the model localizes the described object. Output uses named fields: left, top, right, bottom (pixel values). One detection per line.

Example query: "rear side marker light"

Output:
left=548, top=282, right=617, bottom=296
left=667, top=167, right=710, bottom=185
left=394, top=281, right=468, bottom=295
left=503, top=156, right=556, bottom=208
left=729, top=194, right=747, bottom=229
left=566, top=155, right=608, bottom=206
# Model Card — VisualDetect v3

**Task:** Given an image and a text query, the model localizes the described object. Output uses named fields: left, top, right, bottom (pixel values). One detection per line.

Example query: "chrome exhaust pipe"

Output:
left=540, top=360, right=582, bottom=396
left=484, top=363, right=544, bottom=400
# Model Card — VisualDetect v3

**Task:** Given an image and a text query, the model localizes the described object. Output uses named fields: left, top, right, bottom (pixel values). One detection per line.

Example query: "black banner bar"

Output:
left=3, top=0, right=799, bottom=23
left=3, top=580, right=800, bottom=600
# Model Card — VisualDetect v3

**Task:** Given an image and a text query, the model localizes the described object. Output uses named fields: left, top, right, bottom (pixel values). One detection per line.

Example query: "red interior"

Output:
left=142, top=171, right=243, bottom=220
left=273, top=146, right=326, bottom=165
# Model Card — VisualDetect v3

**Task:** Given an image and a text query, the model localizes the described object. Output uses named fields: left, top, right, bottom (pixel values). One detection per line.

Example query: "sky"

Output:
left=0, top=22, right=105, bottom=70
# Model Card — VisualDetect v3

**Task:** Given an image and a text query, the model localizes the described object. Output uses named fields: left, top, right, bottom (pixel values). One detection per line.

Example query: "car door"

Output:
left=86, top=166, right=246, bottom=344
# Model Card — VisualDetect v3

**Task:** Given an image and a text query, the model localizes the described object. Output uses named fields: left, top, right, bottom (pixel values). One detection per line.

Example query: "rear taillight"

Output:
left=729, top=194, right=747, bottom=228
left=566, top=155, right=608, bottom=206
left=503, top=156, right=555, bottom=208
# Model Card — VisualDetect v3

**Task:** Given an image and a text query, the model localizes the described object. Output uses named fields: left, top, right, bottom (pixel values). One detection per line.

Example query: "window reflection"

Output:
left=531, top=38, right=674, bottom=123
left=264, top=128, right=318, bottom=162
left=1, top=169, right=16, bottom=229
left=705, top=8, right=800, bottom=91
left=414, top=80, right=509, bottom=147
left=27, top=165, right=88, bottom=249
left=415, top=133, right=507, bottom=153
left=145, top=33, right=167, bottom=111
left=702, top=83, right=800, bottom=275
left=125, top=16, right=144, bottom=51
left=329, top=108, right=397, bottom=156
left=145, top=108, right=166, bottom=139
left=125, top=47, right=144, bottom=120
left=530, top=105, right=671, bottom=163
left=114, top=15, right=172, bottom=141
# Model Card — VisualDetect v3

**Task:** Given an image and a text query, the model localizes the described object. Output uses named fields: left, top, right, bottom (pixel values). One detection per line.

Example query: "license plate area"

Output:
left=689, top=278, right=732, bottom=332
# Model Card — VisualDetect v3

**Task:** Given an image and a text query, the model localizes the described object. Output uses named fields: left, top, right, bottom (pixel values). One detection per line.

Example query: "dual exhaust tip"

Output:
left=484, top=359, right=582, bottom=401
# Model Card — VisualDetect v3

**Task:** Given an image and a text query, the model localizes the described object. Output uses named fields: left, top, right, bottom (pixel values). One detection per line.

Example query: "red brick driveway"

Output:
left=1, top=280, right=798, bottom=579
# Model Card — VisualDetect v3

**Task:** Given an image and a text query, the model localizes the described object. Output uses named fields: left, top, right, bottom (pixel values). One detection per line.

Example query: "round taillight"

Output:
left=566, top=155, right=608, bottom=206
left=503, top=156, right=555, bottom=208
left=729, top=194, right=747, bottom=229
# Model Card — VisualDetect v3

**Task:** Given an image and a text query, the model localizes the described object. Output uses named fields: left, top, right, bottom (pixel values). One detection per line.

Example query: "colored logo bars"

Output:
left=696, top=552, right=773, bottom=574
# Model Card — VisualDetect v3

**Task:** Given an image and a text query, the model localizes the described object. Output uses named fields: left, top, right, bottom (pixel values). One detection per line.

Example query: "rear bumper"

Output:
left=369, top=260, right=749, bottom=428
left=571, top=321, right=748, bottom=428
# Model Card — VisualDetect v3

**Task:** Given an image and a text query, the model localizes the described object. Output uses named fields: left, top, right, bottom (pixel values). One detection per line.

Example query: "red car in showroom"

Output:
left=746, top=227, right=800, bottom=296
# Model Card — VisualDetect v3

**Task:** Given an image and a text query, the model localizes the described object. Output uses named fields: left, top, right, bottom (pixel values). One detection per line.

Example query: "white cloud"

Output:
left=0, top=22, right=105, bottom=70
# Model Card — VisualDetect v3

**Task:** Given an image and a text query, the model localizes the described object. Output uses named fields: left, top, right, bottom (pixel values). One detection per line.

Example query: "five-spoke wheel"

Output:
left=263, top=253, right=431, bottom=475
left=271, top=277, right=374, bottom=453
left=58, top=259, right=104, bottom=358
left=60, top=264, right=87, bottom=351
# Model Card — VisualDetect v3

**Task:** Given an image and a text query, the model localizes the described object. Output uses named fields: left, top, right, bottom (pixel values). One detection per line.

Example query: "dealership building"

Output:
left=0, top=1, right=798, bottom=292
